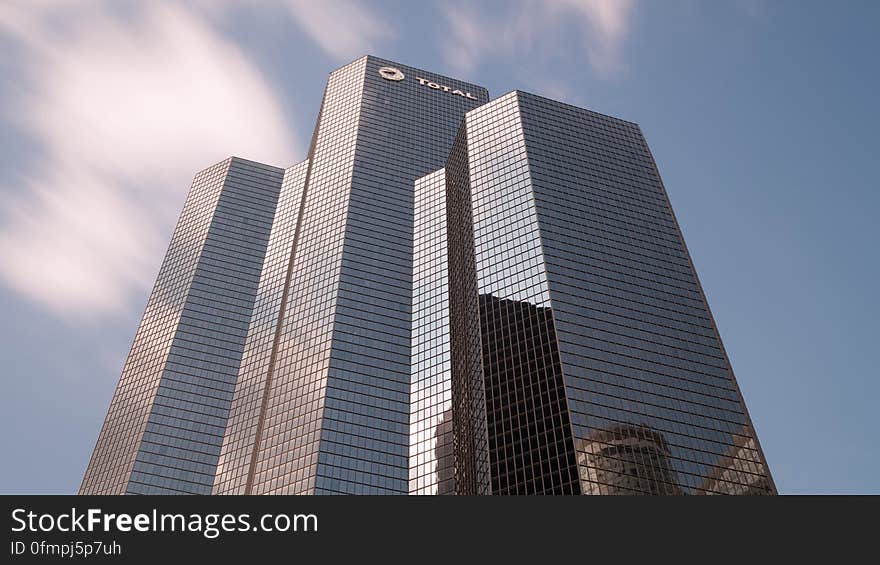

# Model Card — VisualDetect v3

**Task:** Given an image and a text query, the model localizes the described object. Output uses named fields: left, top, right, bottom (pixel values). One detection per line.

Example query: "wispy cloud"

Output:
left=443, top=0, right=637, bottom=78
left=0, top=1, right=299, bottom=319
left=281, top=0, right=394, bottom=62
left=194, top=0, right=394, bottom=63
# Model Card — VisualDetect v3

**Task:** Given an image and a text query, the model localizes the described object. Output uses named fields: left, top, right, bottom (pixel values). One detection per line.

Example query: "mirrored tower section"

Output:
left=446, top=96, right=578, bottom=494
left=80, top=157, right=284, bottom=494
left=448, top=91, right=775, bottom=495
left=444, top=125, right=491, bottom=495
left=409, top=169, right=454, bottom=495
left=236, top=56, right=487, bottom=495
left=213, top=160, right=309, bottom=494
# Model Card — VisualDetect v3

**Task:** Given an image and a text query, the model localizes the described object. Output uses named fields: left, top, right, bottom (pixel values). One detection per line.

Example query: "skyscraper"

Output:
left=81, top=56, right=488, bottom=495
left=80, top=157, right=285, bottom=494
left=217, top=57, right=487, bottom=495
left=445, top=91, right=775, bottom=495
left=82, top=56, right=774, bottom=496
left=410, top=169, right=455, bottom=495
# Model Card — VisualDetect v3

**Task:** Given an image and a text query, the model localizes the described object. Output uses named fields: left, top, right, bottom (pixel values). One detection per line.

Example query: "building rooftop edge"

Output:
left=481, top=89, right=641, bottom=129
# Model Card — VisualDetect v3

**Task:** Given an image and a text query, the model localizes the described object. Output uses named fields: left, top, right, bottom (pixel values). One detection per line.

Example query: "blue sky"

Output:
left=0, top=0, right=877, bottom=494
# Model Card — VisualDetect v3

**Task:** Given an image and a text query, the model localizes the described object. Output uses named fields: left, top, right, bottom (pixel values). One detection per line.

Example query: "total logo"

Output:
left=378, top=66, right=405, bottom=81
left=378, top=66, right=478, bottom=100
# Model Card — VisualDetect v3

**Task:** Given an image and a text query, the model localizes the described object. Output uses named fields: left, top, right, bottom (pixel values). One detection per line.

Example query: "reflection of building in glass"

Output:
left=82, top=56, right=775, bottom=495
left=699, top=435, right=774, bottom=495
left=479, top=294, right=579, bottom=494
left=576, top=424, right=683, bottom=495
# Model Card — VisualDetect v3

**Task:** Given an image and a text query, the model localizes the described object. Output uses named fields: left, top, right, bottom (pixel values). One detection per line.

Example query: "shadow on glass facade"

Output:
left=446, top=127, right=492, bottom=495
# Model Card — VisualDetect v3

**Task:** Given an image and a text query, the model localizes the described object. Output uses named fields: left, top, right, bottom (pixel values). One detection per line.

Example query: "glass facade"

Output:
left=83, top=57, right=773, bottom=496
left=217, top=56, right=487, bottom=495
left=213, top=160, right=310, bottom=494
left=445, top=127, right=492, bottom=495
left=81, top=158, right=284, bottom=494
left=446, top=91, right=775, bottom=495
left=409, top=169, right=453, bottom=495
left=446, top=95, right=578, bottom=494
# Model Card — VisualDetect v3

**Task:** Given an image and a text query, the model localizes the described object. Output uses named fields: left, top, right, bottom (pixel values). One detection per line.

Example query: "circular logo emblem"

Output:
left=378, top=66, right=405, bottom=81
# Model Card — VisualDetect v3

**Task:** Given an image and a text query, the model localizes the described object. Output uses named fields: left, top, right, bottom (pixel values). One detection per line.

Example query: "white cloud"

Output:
left=570, top=0, right=638, bottom=75
left=443, top=0, right=637, bottom=78
left=0, top=1, right=299, bottom=319
left=191, top=0, right=393, bottom=62
left=281, top=0, right=394, bottom=62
